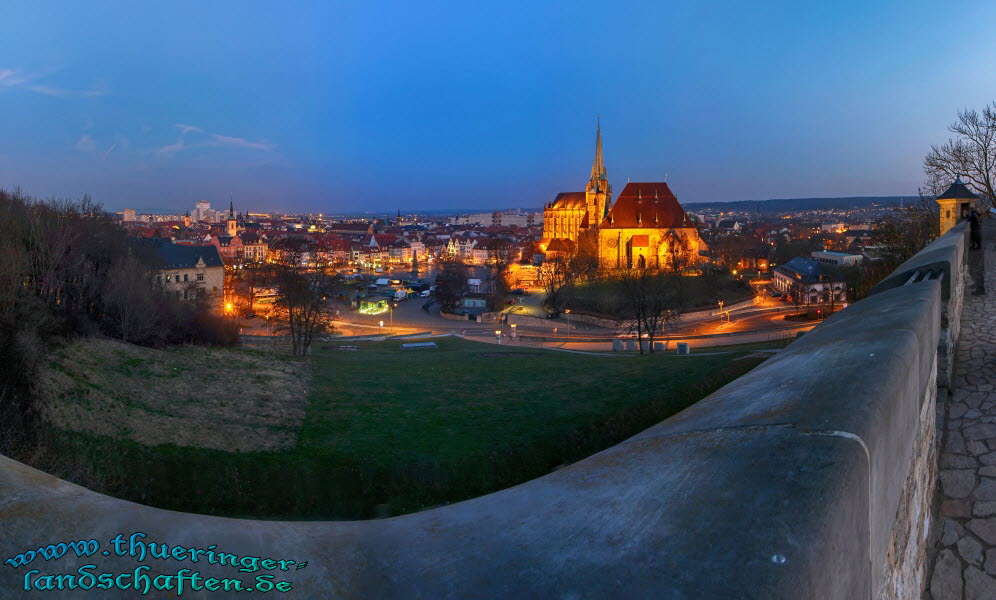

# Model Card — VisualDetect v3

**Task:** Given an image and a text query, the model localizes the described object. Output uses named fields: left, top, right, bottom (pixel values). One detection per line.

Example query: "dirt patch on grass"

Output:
left=36, top=338, right=310, bottom=452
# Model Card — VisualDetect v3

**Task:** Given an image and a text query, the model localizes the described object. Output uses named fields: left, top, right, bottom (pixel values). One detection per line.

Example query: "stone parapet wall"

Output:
left=561, top=312, right=620, bottom=329
left=507, top=313, right=559, bottom=329
left=869, top=222, right=970, bottom=390
left=438, top=309, right=469, bottom=321
left=0, top=227, right=970, bottom=598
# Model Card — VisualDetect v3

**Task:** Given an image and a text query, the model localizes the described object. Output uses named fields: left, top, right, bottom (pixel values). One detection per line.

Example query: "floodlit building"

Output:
left=598, top=182, right=704, bottom=271
left=147, top=240, right=225, bottom=306
left=539, top=120, right=611, bottom=253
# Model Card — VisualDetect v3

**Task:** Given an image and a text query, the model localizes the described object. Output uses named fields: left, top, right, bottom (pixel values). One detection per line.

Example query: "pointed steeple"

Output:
left=229, top=194, right=235, bottom=219
left=590, top=116, right=606, bottom=185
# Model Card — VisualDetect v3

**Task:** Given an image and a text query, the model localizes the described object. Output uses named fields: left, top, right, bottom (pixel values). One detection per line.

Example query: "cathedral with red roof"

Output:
left=538, top=122, right=704, bottom=270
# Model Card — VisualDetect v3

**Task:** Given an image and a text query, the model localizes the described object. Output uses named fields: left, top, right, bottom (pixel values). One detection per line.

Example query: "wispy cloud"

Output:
left=101, top=134, right=129, bottom=161
left=75, top=135, right=97, bottom=154
left=211, top=133, right=275, bottom=151
left=155, top=124, right=275, bottom=156
left=0, top=68, right=107, bottom=98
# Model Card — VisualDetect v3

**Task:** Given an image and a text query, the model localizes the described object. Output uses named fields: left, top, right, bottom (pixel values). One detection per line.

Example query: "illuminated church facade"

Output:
left=538, top=123, right=704, bottom=270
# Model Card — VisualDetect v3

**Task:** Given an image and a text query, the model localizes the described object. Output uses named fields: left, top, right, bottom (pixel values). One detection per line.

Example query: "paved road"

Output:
left=236, top=286, right=821, bottom=348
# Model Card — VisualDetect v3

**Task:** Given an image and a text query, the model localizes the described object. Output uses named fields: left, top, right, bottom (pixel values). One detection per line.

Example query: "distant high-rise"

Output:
left=194, top=201, right=211, bottom=222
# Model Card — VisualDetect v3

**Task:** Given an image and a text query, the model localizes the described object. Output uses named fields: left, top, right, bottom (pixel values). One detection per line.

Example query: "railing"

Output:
left=0, top=224, right=971, bottom=598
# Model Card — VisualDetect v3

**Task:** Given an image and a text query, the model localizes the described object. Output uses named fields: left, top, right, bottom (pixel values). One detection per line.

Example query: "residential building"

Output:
left=773, top=257, right=846, bottom=304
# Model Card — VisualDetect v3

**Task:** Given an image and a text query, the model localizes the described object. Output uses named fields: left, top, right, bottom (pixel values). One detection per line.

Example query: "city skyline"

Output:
left=3, top=1, right=996, bottom=213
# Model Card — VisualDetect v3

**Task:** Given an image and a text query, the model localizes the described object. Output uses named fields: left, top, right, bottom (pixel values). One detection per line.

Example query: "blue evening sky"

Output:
left=2, top=0, right=995, bottom=213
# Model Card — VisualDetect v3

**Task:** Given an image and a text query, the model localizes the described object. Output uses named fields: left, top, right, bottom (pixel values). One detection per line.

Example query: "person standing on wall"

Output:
left=969, top=207, right=982, bottom=250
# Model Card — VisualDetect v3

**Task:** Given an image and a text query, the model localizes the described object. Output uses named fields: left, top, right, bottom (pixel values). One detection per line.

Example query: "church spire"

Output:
left=229, top=194, right=235, bottom=219
left=590, top=116, right=606, bottom=185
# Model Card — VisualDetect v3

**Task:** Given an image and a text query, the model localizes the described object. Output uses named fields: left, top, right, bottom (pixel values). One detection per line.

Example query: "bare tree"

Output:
left=434, top=259, right=469, bottom=312
left=875, top=192, right=939, bottom=266
left=567, top=228, right=601, bottom=283
left=102, top=254, right=160, bottom=343
left=486, top=239, right=513, bottom=311
left=275, top=265, right=340, bottom=357
left=789, top=287, right=804, bottom=315
left=615, top=266, right=682, bottom=354
left=924, top=103, right=996, bottom=208
left=713, top=234, right=749, bottom=272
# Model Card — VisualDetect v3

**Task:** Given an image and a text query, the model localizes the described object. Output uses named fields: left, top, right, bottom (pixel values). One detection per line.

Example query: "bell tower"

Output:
left=585, top=118, right=612, bottom=229
left=226, top=196, right=237, bottom=236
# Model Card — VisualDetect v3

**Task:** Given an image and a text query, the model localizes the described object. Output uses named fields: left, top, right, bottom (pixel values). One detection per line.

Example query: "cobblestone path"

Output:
left=929, top=221, right=995, bottom=600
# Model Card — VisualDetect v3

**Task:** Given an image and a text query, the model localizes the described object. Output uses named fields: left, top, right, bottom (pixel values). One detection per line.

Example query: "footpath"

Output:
left=928, top=218, right=996, bottom=599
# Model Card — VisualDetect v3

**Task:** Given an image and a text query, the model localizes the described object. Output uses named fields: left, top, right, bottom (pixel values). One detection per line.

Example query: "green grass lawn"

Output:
left=35, top=337, right=768, bottom=519
left=555, top=274, right=755, bottom=319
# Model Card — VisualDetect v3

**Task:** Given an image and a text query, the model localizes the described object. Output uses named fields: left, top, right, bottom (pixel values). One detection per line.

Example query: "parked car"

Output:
left=245, top=312, right=257, bottom=319
left=420, top=290, right=431, bottom=297
left=511, top=288, right=525, bottom=295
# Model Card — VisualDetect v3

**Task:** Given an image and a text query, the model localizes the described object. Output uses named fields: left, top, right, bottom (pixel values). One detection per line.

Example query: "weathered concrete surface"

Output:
left=0, top=222, right=974, bottom=598
left=869, top=222, right=969, bottom=390
left=928, top=219, right=996, bottom=600
left=1, top=430, right=870, bottom=599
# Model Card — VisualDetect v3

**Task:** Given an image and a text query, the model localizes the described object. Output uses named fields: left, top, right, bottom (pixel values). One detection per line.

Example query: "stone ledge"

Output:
left=868, top=223, right=968, bottom=301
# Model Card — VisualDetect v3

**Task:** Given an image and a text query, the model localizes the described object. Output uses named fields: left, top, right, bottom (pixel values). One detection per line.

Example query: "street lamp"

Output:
left=391, top=302, right=397, bottom=333
left=495, top=329, right=502, bottom=344
left=565, top=308, right=571, bottom=338
left=379, top=320, right=383, bottom=334
left=510, top=323, right=517, bottom=340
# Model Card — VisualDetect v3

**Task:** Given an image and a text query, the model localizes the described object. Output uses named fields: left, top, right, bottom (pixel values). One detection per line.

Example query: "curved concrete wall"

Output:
left=0, top=225, right=970, bottom=598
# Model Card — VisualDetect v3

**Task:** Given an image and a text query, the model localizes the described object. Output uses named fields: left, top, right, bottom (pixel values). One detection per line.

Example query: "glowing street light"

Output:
left=510, top=323, right=517, bottom=340
left=379, top=320, right=384, bottom=334
left=565, top=308, right=571, bottom=338
left=495, top=329, right=502, bottom=344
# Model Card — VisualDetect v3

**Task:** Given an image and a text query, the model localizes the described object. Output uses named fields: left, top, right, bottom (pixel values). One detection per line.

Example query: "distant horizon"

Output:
left=110, top=193, right=917, bottom=219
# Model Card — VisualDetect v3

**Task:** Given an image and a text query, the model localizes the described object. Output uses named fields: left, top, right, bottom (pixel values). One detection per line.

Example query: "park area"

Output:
left=32, top=336, right=771, bottom=519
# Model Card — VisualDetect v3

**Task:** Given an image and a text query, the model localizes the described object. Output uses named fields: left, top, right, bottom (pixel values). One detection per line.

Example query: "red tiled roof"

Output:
left=601, top=182, right=690, bottom=229
left=327, top=222, right=372, bottom=232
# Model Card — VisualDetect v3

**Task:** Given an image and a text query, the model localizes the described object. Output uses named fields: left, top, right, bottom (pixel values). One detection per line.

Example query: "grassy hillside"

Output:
left=34, top=336, right=770, bottom=519
left=38, top=339, right=308, bottom=452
